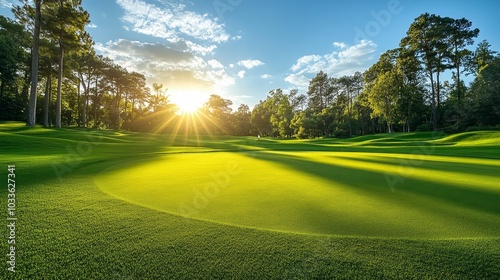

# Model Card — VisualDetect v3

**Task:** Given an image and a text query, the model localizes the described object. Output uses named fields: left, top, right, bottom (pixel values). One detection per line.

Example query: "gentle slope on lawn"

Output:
left=95, top=150, right=500, bottom=238
left=1, top=122, right=499, bottom=279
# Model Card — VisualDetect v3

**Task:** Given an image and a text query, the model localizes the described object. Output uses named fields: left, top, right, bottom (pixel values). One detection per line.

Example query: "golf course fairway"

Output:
left=2, top=122, right=499, bottom=278
left=95, top=150, right=500, bottom=238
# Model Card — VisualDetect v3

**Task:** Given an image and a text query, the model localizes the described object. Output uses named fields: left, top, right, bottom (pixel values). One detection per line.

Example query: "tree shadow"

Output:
left=332, top=154, right=500, bottom=178
left=239, top=151, right=500, bottom=229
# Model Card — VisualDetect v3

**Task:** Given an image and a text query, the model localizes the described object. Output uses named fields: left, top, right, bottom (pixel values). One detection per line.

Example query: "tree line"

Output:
left=250, top=13, right=500, bottom=138
left=0, top=1, right=177, bottom=131
left=0, top=3, right=499, bottom=137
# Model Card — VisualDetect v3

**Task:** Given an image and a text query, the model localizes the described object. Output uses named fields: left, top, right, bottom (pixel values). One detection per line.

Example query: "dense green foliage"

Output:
left=1, top=122, right=499, bottom=278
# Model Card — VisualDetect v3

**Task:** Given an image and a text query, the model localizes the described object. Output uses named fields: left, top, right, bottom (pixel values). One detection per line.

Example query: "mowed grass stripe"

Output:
left=95, top=150, right=500, bottom=238
left=312, top=152, right=500, bottom=192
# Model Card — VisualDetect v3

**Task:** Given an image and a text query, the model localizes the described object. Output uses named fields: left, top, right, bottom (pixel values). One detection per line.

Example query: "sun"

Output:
left=176, top=98, right=201, bottom=114
left=172, top=90, right=204, bottom=114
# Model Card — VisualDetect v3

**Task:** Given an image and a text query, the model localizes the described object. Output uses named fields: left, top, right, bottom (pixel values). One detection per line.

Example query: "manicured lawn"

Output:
left=1, top=122, right=499, bottom=279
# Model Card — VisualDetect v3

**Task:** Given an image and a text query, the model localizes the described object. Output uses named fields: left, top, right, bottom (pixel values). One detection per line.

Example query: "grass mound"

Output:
left=96, top=151, right=500, bottom=238
left=434, top=131, right=500, bottom=146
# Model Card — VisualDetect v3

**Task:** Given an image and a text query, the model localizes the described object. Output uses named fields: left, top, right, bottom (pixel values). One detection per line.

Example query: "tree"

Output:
left=338, top=73, right=363, bottom=137
left=469, top=40, right=497, bottom=75
left=137, top=83, right=176, bottom=133
left=307, top=71, right=331, bottom=112
left=288, top=89, right=307, bottom=112
left=353, top=91, right=373, bottom=135
left=251, top=100, right=272, bottom=136
left=91, top=55, right=109, bottom=128
left=307, top=71, right=332, bottom=135
left=102, top=64, right=128, bottom=129
left=0, top=15, right=29, bottom=121
left=27, top=0, right=41, bottom=126
left=446, top=18, right=479, bottom=126
left=290, top=108, right=321, bottom=139
left=401, top=13, right=453, bottom=131
left=396, top=48, right=426, bottom=132
left=367, top=70, right=401, bottom=133
left=469, top=57, right=500, bottom=126
left=0, top=16, right=28, bottom=97
left=39, top=37, right=59, bottom=127
left=232, top=104, right=252, bottom=136
left=126, top=71, right=148, bottom=122
left=202, top=94, right=233, bottom=134
left=70, top=31, right=96, bottom=127
left=43, top=0, right=90, bottom=128
left=266, top=89, right=294, bottom=137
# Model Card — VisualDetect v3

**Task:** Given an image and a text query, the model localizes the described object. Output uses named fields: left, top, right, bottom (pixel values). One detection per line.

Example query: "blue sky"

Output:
left=1, top=0, right=500, bottom=109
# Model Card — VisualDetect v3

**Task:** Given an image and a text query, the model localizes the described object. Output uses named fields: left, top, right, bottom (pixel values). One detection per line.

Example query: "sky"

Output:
left=1, top=0, right=500, bottom=110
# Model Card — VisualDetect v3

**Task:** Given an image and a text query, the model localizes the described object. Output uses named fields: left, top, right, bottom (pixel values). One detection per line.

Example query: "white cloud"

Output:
left=87, top=23, right=97, bottom=28
left=337, top=40, right=377, bottom=60
left=237, top=70, right=246, bottom=78
left=95, top=39, right=234, bottom=94
left=285, top=74, right=310, bottom=89
left=290, top=55, right=322, bottom=72
left=196, top=69, right=235, bottom=87
left=287, top=40, right=377, bottom=88
left=332, top=42, right=347, bottom=48
left=261, top=74, right=272, bottom=79
left=0, top=0, right=12, bottom=8
left=95, top=39, right=194, bottom=67
left=116, top=0, right=229, bottom=55
left=208, top=59, right=224, bottom=69
left=185, top=41, right=217, bottom=56
left=237, top=59, right=265, bottom=69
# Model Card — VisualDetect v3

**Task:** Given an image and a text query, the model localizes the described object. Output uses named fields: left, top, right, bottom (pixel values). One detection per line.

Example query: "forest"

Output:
left=1, top=1, right=499, bottom=138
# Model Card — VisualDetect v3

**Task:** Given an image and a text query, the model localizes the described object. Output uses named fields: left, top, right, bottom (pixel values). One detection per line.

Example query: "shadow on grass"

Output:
left=241, top=151, right=500, bottom=217
left=326, top=155, right=499, bottom=213
left=332, top=154, right=500, bottom=177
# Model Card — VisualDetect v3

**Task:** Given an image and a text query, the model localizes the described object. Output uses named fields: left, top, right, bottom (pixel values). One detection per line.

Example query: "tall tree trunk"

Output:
left=85, top=89, right=91, bottom=128
left=44, top=67, right=52, bottom=127
left=455, top=51, right=462, bottom=128
left=124, top=93, right=129, bottom=124
left=348, top=91, right=352, bottom=137
left=428, top=67, right=437, bottom=131
left=77, top=79, right=81, bottom=127
left=116, top=90, right=121, bottom=129
left=83, top=90, right=87, bottom=128
left=27, top=0, right=41, bottom=127
left=0, top=81, right=4, bottom=98
left=84, top=71, right=91, bottom=128
left=94, top=75, right=98, bottom=129
left=55, top=44, right=64, bottom=128
left=79, top=73, right=86, bottom=128
left=131, top=98, right=135, bottom=120
left=407, top=100, right=411, bottom=133
left=436, top=69, right=441, bottom=130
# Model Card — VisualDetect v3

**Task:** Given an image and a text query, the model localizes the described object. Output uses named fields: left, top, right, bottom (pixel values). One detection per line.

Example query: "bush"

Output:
left=333, top=130, right=350, bottom=138
left=415, top=123, right=431, bottom=132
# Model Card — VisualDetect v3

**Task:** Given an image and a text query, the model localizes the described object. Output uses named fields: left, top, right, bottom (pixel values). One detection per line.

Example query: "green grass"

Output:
left=1, top=122, right=499, bottom=279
